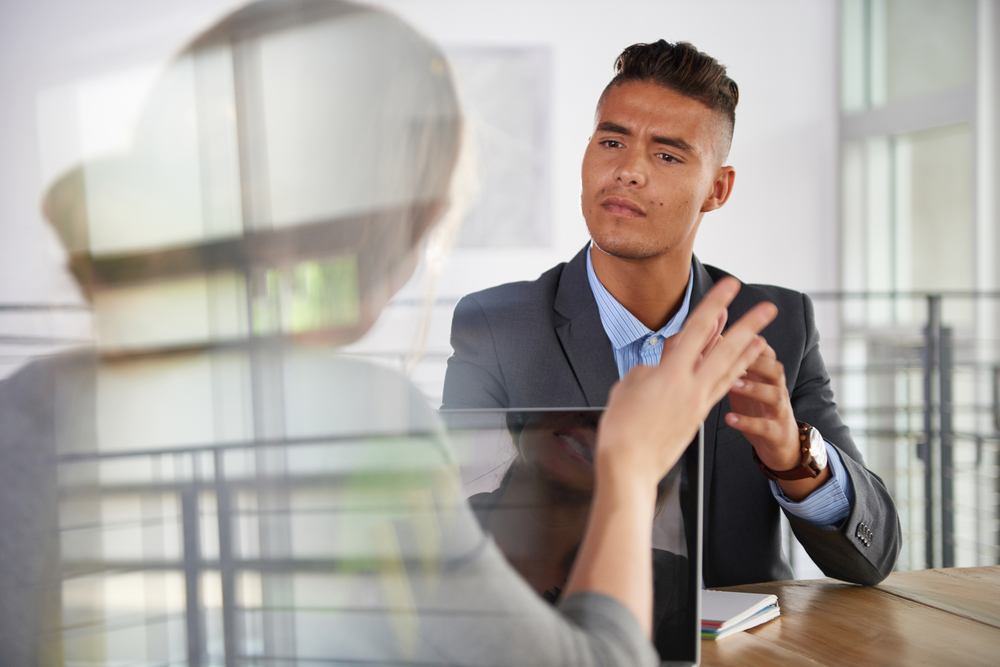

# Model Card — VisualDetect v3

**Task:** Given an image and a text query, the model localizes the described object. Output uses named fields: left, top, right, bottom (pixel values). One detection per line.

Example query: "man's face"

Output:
left=581, top=80, right=732, bottom=262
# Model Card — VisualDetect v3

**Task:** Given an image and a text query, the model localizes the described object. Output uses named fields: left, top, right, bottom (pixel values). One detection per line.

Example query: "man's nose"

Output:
left=614, top=149, right=647, bottom=187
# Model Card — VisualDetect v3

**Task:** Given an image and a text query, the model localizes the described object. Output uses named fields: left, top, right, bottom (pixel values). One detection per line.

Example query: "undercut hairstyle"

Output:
left=599, top=40, right=739, bottom=160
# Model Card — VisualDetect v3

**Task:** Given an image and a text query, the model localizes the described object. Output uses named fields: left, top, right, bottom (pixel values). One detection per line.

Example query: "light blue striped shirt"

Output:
left=585, top=246, right=853, bottom=526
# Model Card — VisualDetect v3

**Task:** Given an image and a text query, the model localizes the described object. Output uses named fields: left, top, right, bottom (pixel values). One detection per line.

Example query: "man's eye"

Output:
left=656, top=152, right=678, bottom=163
left=600, top=139, right=623, bottom=148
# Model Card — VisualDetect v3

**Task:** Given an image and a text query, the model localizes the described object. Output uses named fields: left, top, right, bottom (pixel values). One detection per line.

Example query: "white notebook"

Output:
left=701, top=589, right=780, bottom=640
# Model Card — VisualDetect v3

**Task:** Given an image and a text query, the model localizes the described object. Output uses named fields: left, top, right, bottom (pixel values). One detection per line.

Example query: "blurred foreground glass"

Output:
left=1, top=0, right=482, bottom=664
left=43, top=0, right=460, bottom=353
left=443, top=409, right=701, bottom=664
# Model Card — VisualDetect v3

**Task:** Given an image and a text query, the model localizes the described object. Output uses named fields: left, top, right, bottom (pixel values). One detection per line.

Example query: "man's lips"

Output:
left=600, top=196, right=646, bottom=217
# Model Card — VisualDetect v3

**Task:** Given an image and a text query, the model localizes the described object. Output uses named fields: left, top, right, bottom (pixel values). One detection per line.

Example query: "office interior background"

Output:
left=0, top=0, right=998, bottom=654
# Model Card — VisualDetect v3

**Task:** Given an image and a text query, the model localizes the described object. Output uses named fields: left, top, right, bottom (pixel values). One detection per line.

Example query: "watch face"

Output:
left=808, top=426, right=828, bottom=471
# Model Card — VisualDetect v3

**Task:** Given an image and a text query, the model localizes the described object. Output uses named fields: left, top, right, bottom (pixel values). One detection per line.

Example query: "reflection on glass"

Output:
left=4, top=0, right=702, bottom=664
left=251, top=256, right=361, bottom=335
left=451, top=410, right=693, bottom=662
left=5, top=0, right=472, bottom=664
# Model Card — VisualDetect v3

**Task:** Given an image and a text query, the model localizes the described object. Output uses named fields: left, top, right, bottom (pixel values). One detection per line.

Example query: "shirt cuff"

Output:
left=769, top=442, right=854, bottom=526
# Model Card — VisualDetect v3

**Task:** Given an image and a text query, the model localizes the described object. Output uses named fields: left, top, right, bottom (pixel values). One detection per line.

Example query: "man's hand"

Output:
left=597, top=278, right=776, bottom=491
left=660, top=308, right=727, bottom=366
left=725, top=344, right=831, bottom=500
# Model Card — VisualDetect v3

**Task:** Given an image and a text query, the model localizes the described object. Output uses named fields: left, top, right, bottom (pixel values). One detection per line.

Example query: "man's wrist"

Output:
left=775, top=465, right=832, bottom=502
left=769, top=443, right=853, bottom=523
left=752, top=422, right=827, bottom=481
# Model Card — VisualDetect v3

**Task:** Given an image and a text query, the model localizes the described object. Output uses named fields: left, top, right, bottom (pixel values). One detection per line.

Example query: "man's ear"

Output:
left=701, top=166, right=735, bottom=212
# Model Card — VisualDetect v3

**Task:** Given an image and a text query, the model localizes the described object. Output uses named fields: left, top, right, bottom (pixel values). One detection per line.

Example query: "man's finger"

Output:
left=755, top=343, right=777, bottom=360
left=723, top=411, right=783, bottom=441
left=697, top=303, right=777, bottom=383
left=743, top=353, right=785, bottom=385
left=705, top=334, right=769, bottom=401
left=668, top=277, right=742, bottom=363
left=729, top=378, right=784, bottom=408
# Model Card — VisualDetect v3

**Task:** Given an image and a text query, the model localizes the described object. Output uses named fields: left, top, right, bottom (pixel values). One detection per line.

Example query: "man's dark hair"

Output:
left=599, top=40, right=739, bottom=159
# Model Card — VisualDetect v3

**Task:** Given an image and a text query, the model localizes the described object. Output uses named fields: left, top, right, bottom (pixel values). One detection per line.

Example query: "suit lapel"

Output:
left=555, top=249, right=725, bottom=577
left=553, top=246, right=620, bottom=407
left=550, top=249, right=735, bottom=580
left=690, top=256, right=721, bottom=534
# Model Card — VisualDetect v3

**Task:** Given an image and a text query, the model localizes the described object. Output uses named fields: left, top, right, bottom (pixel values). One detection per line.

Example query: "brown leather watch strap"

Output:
left=752, top=422, right=823, bottom=481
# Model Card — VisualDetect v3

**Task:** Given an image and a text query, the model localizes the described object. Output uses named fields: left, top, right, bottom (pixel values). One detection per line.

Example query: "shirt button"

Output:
left=648, top=336, right=659, bottom=346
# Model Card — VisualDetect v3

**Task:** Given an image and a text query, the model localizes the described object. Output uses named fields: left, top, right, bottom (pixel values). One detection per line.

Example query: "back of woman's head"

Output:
left=43, top=0, right=462, bottom=348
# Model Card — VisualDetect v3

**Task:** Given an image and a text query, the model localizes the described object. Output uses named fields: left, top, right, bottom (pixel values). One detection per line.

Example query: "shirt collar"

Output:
left=585, top=243, right=695, bottom=351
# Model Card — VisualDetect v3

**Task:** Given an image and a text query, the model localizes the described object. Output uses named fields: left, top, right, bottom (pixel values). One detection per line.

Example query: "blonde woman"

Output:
left=3, top=1, right=774, bottom=663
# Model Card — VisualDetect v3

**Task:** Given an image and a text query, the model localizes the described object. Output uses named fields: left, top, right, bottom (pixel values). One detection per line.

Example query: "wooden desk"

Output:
left=700, top=566, right=1000, bottom=666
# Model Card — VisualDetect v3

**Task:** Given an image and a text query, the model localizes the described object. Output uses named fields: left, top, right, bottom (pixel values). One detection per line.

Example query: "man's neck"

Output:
left=590, top=244, right=692, bottom=331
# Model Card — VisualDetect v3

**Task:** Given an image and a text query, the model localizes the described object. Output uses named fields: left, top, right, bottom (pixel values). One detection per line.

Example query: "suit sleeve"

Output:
left=784, top=293, right=902, bottom=585
left=443, top=295, right=510, bottom=409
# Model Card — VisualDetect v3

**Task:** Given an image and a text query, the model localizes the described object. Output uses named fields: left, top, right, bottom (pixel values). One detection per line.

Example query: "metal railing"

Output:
left=53, top=430, right=446, bottom=665
left=3, top=292, right=999, bottom=576
left=809, top=291, right=1000, bottom=571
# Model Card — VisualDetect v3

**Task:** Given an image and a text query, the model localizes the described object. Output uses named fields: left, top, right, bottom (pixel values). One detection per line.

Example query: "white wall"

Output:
left=368, top=0, right=841, bottom=298
left=0, top=0, right=840, bottom=372
left=0, top=0, right=241, bottom=376
left=0, top=0, right=239, bottom=305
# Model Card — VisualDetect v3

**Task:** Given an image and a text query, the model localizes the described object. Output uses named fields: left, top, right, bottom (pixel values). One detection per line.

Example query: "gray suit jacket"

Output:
left=443, top=246, right=901, bottom=587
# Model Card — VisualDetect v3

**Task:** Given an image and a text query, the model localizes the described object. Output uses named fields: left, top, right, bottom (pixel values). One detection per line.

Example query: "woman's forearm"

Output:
left=562, top=279, right=777, bottom=637
left=562, top=462, right=659, bottom=636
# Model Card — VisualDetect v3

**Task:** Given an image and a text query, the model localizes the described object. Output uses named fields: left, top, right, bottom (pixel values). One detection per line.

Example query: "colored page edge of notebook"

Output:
left=701, top=589, right=779, bottom=629
left=701, top=604, right=780, bottom=641
left=701, top=607, right=781, bottom=641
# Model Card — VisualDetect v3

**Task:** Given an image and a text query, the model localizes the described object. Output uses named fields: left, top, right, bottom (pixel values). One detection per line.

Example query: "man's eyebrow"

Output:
left=596, top=121, right=695, bottom=154
left=595, top=121, right=631, bottom=135
left=652, top=135, right=694, bottom=153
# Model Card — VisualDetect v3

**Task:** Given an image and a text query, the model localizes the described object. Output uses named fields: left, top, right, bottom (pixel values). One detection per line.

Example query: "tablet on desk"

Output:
left=441, top=408, right=705, bottom=666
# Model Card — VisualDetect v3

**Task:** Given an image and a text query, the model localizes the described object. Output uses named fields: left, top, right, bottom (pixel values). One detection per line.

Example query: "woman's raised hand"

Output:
left=595, top=277, right=777, bottom=490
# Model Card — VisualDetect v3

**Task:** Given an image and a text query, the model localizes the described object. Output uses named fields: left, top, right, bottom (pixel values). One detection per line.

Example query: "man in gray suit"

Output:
left=443, top=40, right=901, bottom=587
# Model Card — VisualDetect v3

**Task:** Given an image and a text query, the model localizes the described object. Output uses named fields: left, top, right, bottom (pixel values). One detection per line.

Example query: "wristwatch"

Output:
left=752, top=421, right=828, bottom=481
